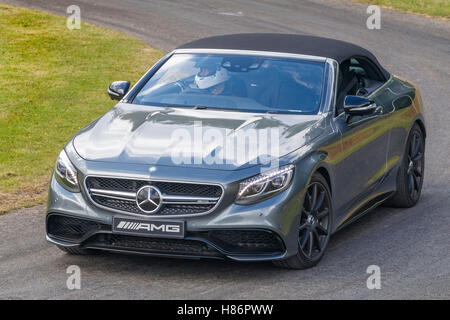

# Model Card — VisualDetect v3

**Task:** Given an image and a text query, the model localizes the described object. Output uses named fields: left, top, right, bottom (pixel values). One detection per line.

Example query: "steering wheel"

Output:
left=174, top=80, right=186, bottom=92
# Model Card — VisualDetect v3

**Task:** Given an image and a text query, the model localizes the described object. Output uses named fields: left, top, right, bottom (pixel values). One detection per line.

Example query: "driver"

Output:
left=194, top=59, right=247, bottom=97
left=195, top=65, right=230, bottom=95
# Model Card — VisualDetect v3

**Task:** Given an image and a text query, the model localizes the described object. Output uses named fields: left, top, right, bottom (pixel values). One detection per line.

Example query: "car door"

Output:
left=332, top=58, right=390, bottom=224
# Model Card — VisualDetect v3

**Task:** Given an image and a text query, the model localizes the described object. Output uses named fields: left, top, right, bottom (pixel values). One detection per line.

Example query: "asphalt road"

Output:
left=1, top=0, right=449, bottom=299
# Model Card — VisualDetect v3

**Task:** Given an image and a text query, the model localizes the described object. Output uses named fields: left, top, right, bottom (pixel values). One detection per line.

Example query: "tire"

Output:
left=273, top=172, right=332, bottom=269
left=385, top=124, right=425, bottom=208
left=57, top=245, right=96, bottom=255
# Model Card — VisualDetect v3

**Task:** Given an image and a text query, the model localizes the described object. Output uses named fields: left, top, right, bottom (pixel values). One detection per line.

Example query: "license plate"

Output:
left=112, top=217, right=185, bottom=239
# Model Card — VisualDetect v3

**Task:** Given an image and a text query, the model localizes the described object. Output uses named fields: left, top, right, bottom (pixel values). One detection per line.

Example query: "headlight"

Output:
left=55, top=149, right=80, bottom=192
left=236, top=164, right=294, bottom=204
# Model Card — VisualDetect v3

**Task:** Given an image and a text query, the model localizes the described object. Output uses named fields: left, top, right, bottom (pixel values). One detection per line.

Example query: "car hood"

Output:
left=73, top=103, right=325, bottom=171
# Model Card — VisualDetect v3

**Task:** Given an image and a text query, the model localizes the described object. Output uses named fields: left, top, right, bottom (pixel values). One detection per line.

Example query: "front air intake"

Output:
left=47, top=214, right=108, bottom=241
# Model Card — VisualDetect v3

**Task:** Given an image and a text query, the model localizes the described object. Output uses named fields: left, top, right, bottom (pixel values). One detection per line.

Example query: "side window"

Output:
left=351, top=57, right=385, bottom=95
left=335, top=57, right=386, bottom=115
left=348, top=58, right=367, bottom=77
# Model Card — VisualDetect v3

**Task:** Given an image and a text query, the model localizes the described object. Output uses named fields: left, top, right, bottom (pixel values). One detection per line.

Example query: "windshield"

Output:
left=132, top=53, right=326, bottom=114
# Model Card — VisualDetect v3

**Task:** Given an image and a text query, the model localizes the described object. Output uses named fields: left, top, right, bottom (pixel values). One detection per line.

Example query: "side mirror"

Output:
left=108, top=81, right=130, bottom=101
left=343, top=95, right=376, bottom=116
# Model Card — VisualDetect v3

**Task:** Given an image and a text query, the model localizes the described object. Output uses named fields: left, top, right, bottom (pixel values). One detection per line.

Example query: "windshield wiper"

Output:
left=162, top=104, right=208, bottom=110
left=193, top=105, right=241, bottom=111
left=161, top=104, right=245, bottom=112
left=191, top=105, right=241, bottom=112
left=265, top=109, right=309, bottom=114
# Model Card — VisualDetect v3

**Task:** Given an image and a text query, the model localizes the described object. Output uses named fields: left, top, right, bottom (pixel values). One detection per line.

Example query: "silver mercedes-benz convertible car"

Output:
left=46, top=34, right=425, bottom=269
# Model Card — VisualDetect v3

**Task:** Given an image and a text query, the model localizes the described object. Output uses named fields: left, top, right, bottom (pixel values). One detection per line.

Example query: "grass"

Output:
left=0, top=5, right=163, bottom=213
left=353, top=0, right=450, bottom=19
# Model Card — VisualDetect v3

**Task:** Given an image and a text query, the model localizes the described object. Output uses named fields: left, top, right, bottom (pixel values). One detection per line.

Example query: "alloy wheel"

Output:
left=299, top=182, right=331, bottom=260
left=407, top=132, right=424, bottom=201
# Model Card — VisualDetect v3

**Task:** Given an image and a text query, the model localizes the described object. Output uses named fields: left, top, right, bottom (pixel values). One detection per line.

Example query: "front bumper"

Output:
left=46, top=154, right=307, bottom=261
left=46, top=213, right=287, bottom=261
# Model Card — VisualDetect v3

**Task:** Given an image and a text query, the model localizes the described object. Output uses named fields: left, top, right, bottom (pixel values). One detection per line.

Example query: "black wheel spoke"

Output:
left=299, top=223, right=308, bottom=231
left=316, top=207, right=329, bottom=219
left=312, top=229, right=321, bottom=251
left=316, top=223, right=328, bottom=235
left=300, top=228, right=310, bottom=249
left=412, top=135, right=420, bottom=157
left=307, top=232, right=313, bottom=257
left=412, top=173, right=419, bottom=191
left=313, top=191, right=325, bottom=212
left=412, top=152, right=423, bottom=162
left=409, top=135, right=415, bottom=157
left=310, top=184, right=318, bottom=211
left=305, top=191, right=313, bottom=212
left=408, top=173, right=414, bottom=192
left=413, top=167, right=422, bottom=177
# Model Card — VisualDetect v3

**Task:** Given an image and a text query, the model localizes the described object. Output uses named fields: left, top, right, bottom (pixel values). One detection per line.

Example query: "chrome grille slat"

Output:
left=85, top=176, right=223, bottom=216
left=90, top=188, right=136, bottom=201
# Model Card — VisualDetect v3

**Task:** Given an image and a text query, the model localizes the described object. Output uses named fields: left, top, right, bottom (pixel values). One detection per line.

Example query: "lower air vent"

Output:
left=47, top=214, right=108, bottom=241
left=84, top=234, right=222, bottom=257
left=207, top=230, right=285, bottom=254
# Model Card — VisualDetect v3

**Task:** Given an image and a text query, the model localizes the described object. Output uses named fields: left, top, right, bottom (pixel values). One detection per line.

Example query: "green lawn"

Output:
left=0, top=5, right=163, bottom=213
left=354, top=0, right=450, bottom=18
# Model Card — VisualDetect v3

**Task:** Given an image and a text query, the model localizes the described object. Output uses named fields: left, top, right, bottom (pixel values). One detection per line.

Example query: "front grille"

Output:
left=153, top=181, right=222, bottom=197
left=84, top=234, right=222, bottom=257
left=47, top=214, right=108, bottom=241
left=91, top=196, right=215, bottom=215
left=85, top=176, right=223, bottom=216
left=207, top=230, right=284, bottom=254
left=86, top=177, right=222, bottom=197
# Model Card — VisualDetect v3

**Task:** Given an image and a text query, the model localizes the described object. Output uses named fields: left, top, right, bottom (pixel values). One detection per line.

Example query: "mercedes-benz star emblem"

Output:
left=136, top=185, right=162, bottom=213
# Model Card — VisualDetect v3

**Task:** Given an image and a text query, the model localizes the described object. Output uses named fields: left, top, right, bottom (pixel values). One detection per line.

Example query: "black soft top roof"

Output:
left=177, top=33, right=390, bottom=79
